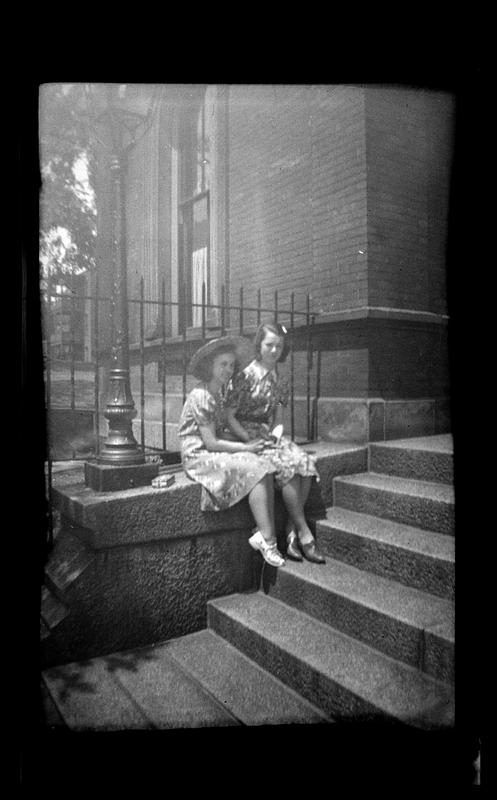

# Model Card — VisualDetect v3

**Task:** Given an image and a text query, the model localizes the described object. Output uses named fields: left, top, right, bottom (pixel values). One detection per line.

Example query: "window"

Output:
left=178, top=86, right=217, bottom=331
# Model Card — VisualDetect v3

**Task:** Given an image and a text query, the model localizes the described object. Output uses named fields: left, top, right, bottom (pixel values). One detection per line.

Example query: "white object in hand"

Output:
left=271, top=424, right=283, bottom=443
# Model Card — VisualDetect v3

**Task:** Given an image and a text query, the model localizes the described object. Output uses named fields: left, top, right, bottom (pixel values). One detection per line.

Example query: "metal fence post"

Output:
left=139, top=276, right=145, bottom=451
left=239, top=286, right=244, bottom=335
left=290, top=292, right=295, bottom=440
left=93, top=272, right=100, bottom=456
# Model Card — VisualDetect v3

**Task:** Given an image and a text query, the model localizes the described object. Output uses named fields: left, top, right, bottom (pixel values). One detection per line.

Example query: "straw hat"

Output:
left=187, top=335, right=254, bottom=379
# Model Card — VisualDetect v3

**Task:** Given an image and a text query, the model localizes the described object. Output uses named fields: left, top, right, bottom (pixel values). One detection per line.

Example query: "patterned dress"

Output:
left=178, top=384, right=275, bottom=512
left=226, top=360, right=319, bottom=489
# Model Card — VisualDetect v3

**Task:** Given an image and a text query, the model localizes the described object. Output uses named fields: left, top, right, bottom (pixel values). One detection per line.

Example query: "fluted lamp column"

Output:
left=98, top=153, right=142, bottom=463
left=84, top=84, right=159, bottom=491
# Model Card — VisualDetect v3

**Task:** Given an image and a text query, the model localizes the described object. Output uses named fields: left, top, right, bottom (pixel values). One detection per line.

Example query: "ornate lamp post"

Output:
left=84, top=84, right=159, bottom=491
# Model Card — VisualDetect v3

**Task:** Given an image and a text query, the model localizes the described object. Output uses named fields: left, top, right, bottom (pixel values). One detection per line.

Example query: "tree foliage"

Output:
left=39, top=84, right=97, bottom=282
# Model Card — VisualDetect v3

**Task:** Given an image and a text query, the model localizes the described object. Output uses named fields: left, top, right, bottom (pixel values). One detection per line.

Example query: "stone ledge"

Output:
left=128, top=306, right=449, bottom=356
left=52, top=442, right=368, bottom=550
left=315, top=307, right=449, bottom=326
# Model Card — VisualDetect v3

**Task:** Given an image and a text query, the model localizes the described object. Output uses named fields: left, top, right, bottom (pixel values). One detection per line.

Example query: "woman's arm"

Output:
left=225, top=408, right=251, bottom=443
left=199, top=422, right=264, bottom=453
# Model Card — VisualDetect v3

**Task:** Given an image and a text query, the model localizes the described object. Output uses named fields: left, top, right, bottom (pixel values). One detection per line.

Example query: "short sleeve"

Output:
left=189, top=388, right=216, bottom=426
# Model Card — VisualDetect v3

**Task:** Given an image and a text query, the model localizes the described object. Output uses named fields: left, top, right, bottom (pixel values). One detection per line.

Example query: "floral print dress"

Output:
left=226, top=360, right=319, bottom=489
left=178, top=384, right=275, bottom=512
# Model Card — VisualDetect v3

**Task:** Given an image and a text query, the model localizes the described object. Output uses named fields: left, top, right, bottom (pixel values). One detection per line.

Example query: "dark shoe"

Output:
left=299, top=540, right=326, bottom=564
left=286, top=531, right=303, bottom=561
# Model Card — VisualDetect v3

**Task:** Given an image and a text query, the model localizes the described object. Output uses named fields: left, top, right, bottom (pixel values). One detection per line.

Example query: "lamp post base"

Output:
left=85, top=461, right=159, bottom=492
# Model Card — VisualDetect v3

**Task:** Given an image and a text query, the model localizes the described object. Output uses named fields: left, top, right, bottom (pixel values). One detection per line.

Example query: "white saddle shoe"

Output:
left=248, top=530, right=286, bottom=568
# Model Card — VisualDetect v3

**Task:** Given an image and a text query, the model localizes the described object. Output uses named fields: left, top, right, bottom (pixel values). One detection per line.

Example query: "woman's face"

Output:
left=210, top=351, right=236, bottom=385
left=260, top=330, right=284, bottom=367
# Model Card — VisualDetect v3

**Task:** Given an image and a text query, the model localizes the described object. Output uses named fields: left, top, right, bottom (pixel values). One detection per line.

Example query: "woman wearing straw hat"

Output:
left=225, top=321, right=325, bottom=564
left=178, top=335, right=286, bottom=568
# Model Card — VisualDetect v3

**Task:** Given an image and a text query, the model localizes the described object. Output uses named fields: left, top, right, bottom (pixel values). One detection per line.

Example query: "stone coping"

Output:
left=51, top=441, right=368, bottom=550
left=128, top=306, right=449, bottom=353
left=316, top=306, right=449, bottom=326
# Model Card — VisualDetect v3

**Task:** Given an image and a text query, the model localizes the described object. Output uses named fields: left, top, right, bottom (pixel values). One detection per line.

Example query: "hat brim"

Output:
left=187, top=335, right=254, bottom=379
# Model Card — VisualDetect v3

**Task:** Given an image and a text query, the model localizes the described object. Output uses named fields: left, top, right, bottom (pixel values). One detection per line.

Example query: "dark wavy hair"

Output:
left=253, top=321, right=290, bottom=363
left=195, top=346, right=240, bottom=382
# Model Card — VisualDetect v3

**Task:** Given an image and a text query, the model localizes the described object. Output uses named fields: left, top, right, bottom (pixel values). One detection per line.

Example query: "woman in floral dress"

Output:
left=226, top=322, right=326, bottom=564
left=178, top=335, right=286, bottom=567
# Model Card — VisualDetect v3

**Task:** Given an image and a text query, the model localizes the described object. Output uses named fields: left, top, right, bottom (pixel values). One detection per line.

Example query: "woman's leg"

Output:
left=284, top=476, right=313, bottom=533
left=281, top=476, right=315, bottom=545
left=300, top=475, right=312, bottom=506
left=247, top=474, right=277, bottom=544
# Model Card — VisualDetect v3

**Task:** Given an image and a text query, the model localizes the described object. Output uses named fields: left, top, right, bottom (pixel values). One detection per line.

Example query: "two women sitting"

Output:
left=178, top=321, right=325, bottom=568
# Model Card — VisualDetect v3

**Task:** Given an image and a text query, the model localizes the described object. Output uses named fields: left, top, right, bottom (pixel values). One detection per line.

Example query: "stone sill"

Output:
left=128, top=306, right=448, bottom=354
left=316, top=306, right=449, bottom=326
left=51, top=441, right=368, bottom=550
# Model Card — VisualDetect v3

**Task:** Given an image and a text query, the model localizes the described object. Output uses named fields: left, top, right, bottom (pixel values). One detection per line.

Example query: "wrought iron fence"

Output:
left=43, top=278, right=320, bottom=470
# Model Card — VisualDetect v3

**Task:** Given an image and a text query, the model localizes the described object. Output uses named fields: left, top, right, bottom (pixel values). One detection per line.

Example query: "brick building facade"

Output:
left=93, top=84, right=454, bottom=443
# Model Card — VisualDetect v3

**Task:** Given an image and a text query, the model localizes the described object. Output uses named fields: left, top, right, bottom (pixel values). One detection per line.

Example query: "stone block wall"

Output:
left=43, top=443, right=367, bottom=667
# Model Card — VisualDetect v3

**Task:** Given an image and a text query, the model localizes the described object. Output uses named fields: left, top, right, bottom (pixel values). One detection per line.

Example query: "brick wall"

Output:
left=425, top=92, right=454, bottom=315
left=107, top=85, right=452, bottom=407
left=365, top=88, right=454, bottom=313
left=227, top=85, right=368, bottom=320
left=117, top=84, right=452, bottom=333
left=310, top=86, right=368, bottom=313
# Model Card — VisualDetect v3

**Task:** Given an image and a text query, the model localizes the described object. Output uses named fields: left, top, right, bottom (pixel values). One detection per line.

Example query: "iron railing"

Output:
left=44, top=281, right=320, bottom=468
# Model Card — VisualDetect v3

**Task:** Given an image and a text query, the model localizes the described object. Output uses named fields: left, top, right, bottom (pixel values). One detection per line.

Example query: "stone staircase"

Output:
left=41, top=434, right=454, bottom=731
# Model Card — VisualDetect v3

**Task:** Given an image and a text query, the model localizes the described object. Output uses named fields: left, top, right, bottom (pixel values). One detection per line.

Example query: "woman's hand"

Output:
left=243, top=438, right=266, bottom=453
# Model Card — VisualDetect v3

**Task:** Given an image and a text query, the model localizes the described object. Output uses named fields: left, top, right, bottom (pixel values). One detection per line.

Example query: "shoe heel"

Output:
left=248, top=531, right=261, bottom=551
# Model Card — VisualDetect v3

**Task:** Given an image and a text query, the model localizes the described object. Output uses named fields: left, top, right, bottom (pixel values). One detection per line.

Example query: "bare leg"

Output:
left=284, top=476, right=302, bottom=534
left=300, top=475, right=312, bottom=506
left=281, top=476, right=314, bottom=545
left=248, top=474, right=277, bottom=544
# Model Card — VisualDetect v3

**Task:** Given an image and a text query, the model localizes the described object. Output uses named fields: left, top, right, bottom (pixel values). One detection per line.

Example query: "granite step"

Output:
left=41, top=647, right=236, bottom=730
left=333, top=472, right=455, bottom=535
left=155, top=629, right=330, bottom=726
left=41, top=630, right=330, bottom=730
left=268, top=558, right=454, bottom=683
left=208, top=592, right=454, bottom=728
left=369, top=435, right=453, bottom=484
left=315, top=507, right=454, bottom=598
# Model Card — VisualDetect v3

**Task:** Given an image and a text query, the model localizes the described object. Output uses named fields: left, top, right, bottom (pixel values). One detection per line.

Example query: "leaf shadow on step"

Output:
left=46, top=664, right=98, bottom=704
left=103, top=646, right=159, bottom=674
left=45, top=646, right=160, bottom=704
